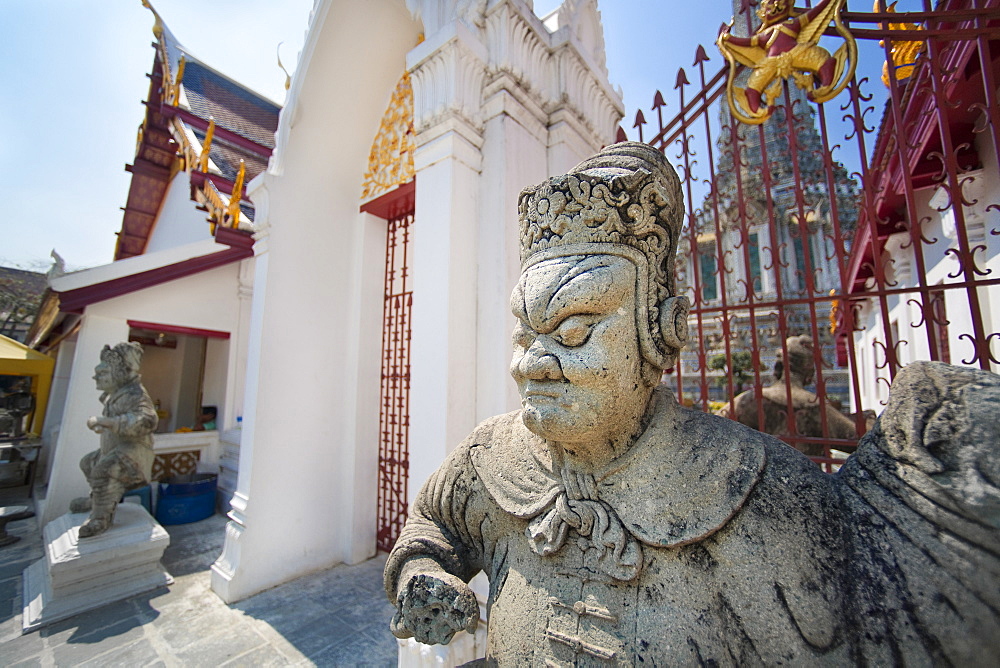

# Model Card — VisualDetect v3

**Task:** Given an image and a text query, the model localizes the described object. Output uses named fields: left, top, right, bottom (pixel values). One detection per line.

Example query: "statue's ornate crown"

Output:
left=517, top=142, right=686, bottom=366
left=518, top=143, right=683, bottom=297
left=100, top=341, right=144, bottom=376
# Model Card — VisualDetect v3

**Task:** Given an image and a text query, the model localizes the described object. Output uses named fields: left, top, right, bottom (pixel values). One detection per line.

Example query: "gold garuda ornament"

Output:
left=717, top=0, right=857, bottom=124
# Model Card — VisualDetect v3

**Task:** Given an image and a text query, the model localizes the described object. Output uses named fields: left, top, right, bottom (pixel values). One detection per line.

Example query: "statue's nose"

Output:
left=514, top=338, right=564, bottom=381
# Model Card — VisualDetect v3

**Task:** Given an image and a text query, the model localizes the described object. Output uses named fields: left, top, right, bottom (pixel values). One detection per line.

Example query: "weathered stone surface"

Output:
left=839, top=361, right=1000, bottom=665
left=70, top=342, right=157, bottom=538
left=385, top=142, right=1000, bottom=664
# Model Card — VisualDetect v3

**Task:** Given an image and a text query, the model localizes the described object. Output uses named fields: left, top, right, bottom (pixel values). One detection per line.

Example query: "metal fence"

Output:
left=619, top=0, right=1000, bottom=468
left=377, top=209, right=414, bottom=552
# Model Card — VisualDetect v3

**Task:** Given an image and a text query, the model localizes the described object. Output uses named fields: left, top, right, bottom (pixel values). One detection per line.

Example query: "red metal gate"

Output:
left=376, top=205, right=414, bottom=552
left=618, top=0, right=1000, bottom=468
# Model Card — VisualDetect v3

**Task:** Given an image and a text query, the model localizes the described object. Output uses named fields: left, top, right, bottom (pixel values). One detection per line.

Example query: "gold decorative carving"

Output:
left=361, top=72, right=415, bottom=202
left=877, top=1, right=924, bottom=87
left=199, top=180, right=229, bottom=235
left=718, top=0, right=857, bottom=124
left=228, top=159, right=246, bottom=227
left=198, top=117, right=216, bottom=172
left=170, top=56, right=186, bottom=107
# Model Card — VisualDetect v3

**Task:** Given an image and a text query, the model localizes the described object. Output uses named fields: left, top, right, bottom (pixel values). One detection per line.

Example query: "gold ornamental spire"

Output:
left=877, top=1, right=924, bottom=87
left=198, top=117, right=216, bottom=172
left=228, top=160, right=246, bottom=227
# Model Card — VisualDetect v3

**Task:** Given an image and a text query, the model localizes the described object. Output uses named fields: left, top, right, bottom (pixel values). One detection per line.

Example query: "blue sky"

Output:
left=0, top=0, right=889, bottom=271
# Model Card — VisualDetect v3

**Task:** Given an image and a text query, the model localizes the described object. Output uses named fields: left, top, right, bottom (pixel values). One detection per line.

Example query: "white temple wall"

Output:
left=143, top=171, right=215, bottom=255
left=86, top=263, right=240, bottom=330
left=211, top=0, right=421, bottom=603
left=213, top=0, right=622, bottom=606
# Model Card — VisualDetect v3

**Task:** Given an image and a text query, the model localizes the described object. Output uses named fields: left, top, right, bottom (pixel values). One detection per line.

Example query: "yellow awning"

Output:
left=0, top=334, right=54, bottom=437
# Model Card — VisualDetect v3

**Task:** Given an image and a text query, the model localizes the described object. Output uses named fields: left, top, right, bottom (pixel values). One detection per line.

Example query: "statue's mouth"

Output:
left=522, top=382, right=565, bottom=401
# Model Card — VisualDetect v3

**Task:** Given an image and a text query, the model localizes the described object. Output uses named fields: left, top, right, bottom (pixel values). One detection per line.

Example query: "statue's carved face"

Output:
left=759, top=0, right=791, bottom=23
left=93, top=359, right=117, bottom=393
left=510, top=254, right=651, bottom=448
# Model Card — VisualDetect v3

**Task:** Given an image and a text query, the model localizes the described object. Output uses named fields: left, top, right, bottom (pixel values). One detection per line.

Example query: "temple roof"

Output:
left=114, top=6, right=279, bottom=260
left=182, top=60, right=279, bottom=150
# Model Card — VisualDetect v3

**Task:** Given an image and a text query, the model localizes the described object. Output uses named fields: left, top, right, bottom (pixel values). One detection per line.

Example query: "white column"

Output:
left=211, top=221, right=271, bottom=604
left=345, top=212, right=393, bottom=563
left=406, top=20, right=486, bottom=504
left=407, top=129, right=483, bottom=503
left=476, top=77, right=550, bottom=422
left=39, top=314, right=130, bottom=527
left=38, top=339, right=76, bottom=480
left=223, top=258, right=254, bottom=432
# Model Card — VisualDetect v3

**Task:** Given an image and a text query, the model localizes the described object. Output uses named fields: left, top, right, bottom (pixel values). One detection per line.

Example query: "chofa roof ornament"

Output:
left=717, top=0, right=858, bottom=125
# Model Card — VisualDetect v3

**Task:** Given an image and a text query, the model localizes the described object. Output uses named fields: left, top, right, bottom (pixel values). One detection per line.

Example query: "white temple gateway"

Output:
left=210, top=0, right=623, bottom=607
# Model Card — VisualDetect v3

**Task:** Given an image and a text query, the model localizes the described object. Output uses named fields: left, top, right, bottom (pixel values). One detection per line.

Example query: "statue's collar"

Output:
left=100, top=377, right=140, bottom=406
left=471, top=387, right=767, bottom=548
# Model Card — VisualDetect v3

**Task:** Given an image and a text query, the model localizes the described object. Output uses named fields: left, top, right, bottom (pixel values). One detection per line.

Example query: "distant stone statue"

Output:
left=69, top=342, right=157, bottom=538
left=384, top=142, right=1000, bottom=664
left=718, top=334, right=862, bottom=455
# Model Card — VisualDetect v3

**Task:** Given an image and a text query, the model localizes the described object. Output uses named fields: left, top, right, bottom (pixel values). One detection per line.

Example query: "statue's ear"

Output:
left=659, top=295, right=690, bottom=351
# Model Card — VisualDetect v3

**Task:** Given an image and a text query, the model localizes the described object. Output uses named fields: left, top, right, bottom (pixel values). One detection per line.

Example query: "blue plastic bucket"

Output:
left=156, top=473, right=217, bottom=525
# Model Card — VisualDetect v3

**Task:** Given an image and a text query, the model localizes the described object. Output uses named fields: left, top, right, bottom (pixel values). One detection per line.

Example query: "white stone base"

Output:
left=397, top=624, right=488, bottom=667
left=22, top=504, right=173, bottom=632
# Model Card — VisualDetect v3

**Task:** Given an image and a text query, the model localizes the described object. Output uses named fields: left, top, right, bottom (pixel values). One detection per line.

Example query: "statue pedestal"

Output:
left=22, top=504, right=173, bottom=632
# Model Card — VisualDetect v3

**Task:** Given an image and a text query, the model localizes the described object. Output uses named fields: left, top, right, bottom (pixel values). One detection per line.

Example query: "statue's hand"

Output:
left=86, top=416, right=113, bottom=433
left=391, top=572, right=479, bottom=645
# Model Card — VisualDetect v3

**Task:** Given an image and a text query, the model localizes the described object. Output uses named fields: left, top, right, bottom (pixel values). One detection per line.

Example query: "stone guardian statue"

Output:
left=718, top=334, right=864, bottom=455
left=69, top=342, right=157, bottom=538
left=384, top=142, right=1000, bottom=664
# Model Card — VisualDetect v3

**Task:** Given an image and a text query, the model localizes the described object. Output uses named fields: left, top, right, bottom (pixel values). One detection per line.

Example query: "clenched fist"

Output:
left=391, top=571, right=479, bottom=645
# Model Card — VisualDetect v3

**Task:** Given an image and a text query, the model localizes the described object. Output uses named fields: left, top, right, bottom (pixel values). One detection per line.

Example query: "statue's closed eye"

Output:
left=552, top=315, right=599, bottom=348
left=513, top=315, right=600, bottom=350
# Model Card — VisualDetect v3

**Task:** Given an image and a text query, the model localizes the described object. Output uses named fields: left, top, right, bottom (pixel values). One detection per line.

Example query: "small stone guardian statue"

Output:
left=69, top=342, right=157, bottom=538
left=719, top=334, right=864, bottom=454
left=385, top=142, right=1000, bottom=664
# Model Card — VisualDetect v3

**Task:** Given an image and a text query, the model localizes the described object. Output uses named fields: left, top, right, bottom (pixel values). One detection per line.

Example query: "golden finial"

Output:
left=171, top=55, right=186, bottom=107
left=228, top=160, right=246, bottom=227
left=276, top=43, right=292, bottom=92
left=198, top=117, right=215, bottom=172
left=141, top=0, right=164, bottom=39
left=876, top=1, right=924, bottom=87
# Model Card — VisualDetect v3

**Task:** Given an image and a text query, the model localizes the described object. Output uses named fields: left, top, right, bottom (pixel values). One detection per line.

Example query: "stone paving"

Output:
left=0, top=508, right=398, bottom=667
